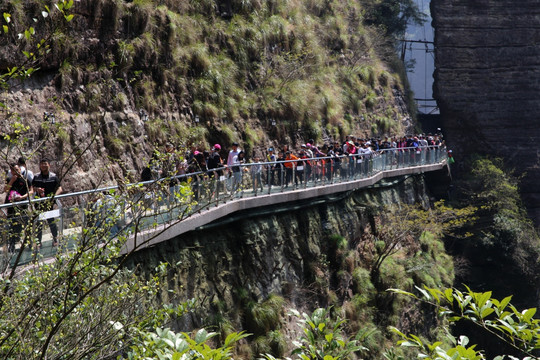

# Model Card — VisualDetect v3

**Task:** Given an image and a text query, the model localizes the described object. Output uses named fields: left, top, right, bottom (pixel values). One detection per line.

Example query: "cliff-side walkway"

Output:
left=0, top=147, right=449, bottom=266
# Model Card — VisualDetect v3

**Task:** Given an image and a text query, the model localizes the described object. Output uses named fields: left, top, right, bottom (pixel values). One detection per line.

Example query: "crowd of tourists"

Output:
left=143, top=132, right=446, bottom=198
left=1, top=132, right=446, bottom=252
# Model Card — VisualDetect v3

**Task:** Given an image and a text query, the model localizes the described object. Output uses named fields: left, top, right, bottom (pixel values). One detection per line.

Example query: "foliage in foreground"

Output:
left=126, top=306, right=367, bottom=360
left=123, top=287, right=540, bottom=360
left=125, top=328, right=250, bottom=360
left=389, top=286, right=540, bottom=360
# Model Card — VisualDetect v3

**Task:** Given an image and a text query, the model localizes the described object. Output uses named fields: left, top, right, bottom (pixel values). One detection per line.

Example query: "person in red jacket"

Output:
left=344, top=141, right=357, bottom=178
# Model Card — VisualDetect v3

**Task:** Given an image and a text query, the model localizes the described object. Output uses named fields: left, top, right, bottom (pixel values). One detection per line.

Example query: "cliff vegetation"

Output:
left=0, top=0, right=421, bottom=190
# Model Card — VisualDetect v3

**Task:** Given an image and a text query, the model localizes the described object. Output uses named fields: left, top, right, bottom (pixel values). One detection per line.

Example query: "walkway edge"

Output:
left=122, top=162, right=446, bottom=254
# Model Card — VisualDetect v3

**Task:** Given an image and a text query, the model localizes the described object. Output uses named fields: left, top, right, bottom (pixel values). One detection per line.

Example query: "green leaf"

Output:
left=162, top=337, right=175, bottom=348
left=409, top=334, right=423, bottom=345
left=444, top=288, right=454, bottom=303
left=416, top=286, right=431, bottom=301
left=426, top=341, right=443, bottom=352
left=497, top=319, right=518, bottom=335
left=64, top=14, right=74, bottom=22
left=522, top=308, right=537, bottom=322
left=477, top=291, right=492, bottom=307
left=499, top=296, right=512, bottom=311
left=481, top=307, right=495, bottom=319
left=389, top=327, right=406, bottom=338
left=194, top=328, right=216, bottom=344
left=388, top=288, right=417, bottom=298
left=2, top=25, right=7, bottom=33
left=426, top=287, right=443, bottom=303
left=3, top=12, right=11, bottom=23
left=223, top=331, right=250, bottom=347
left=399, top=340, right=419, bottom=348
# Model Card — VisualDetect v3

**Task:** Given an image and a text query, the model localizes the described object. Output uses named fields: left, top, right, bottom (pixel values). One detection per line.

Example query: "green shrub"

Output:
left=365, top=90, right=377, bottom=109
left=144, top=117, right=167, bottom=143
left=359, top=66, right=377, bottom=87
left=252, top=330, right=287, bottom=358
left=378, top=70, right=392, bottom=87
left=246, top=294, right=284, bottom=336
left=105, top=134, right=126, bottom=156
left=379, top=257, right=412, bottom=290
left=219, top=123, right=238, bottom=145
left=352, top=266, right=376, bottom=297
left=117, top=40, right=135, bottom=71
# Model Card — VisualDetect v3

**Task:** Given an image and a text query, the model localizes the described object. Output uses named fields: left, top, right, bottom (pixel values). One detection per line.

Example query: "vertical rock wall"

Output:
left=125, top=175, right=431, bottom=329
left=431, top=0, right=540, bottom=221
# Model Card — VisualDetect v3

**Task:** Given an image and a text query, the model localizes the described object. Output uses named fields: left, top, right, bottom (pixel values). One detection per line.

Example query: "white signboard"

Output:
left=38, top=209, right=60, bottom=221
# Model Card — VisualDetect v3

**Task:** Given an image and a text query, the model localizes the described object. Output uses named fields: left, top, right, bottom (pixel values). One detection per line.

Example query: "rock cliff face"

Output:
left=0, top=0, right=416, bottom=194
left=125, top=175, right=434, bottom=330
left=431, top=0, right=540, bottom=221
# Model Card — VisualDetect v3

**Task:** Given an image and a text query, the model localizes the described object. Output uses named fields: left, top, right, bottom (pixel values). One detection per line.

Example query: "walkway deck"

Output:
left=125, top=161, right=447, bottom=254
left=0, top=148, right=449, bottom=266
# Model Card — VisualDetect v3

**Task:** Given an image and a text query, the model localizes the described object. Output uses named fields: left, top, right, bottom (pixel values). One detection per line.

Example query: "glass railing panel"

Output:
left=0, top=146, right=447, bottom=265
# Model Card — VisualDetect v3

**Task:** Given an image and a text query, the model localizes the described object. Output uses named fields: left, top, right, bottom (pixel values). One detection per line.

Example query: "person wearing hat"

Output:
left=266, top=147, right=277, bottom=186
left=447, top=149, right=455, bottom=165
left=344, top=140, right=357, bottom=178
left=208, top=144, right=223, bottom=174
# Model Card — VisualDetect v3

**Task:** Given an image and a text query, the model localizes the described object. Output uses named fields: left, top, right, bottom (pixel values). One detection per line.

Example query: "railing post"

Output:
left=280, top=163, right=284, bottom=192
left=267, top=164, right=272, bottom=195
left=303, top=161, right=307, bottom=189
left=79, top=196, right=86, bottom=238
left=330, top=158, right=334, bottom=184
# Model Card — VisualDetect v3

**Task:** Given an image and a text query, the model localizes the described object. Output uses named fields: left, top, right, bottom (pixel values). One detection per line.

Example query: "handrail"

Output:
left=0, top=145, right=447, bottom=266
left=0, top=145, right=445, bottom=209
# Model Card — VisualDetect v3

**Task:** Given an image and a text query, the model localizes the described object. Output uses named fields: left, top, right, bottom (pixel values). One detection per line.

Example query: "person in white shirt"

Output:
left=358, top=143, right=372, bottom=176
left=227, top=142, right=242, bottom=193
left=250, top=156, right=264, bottom=193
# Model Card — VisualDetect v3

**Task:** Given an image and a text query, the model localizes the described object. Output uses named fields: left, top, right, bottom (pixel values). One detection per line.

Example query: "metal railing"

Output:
left=0, top=145, right=447, bottom=265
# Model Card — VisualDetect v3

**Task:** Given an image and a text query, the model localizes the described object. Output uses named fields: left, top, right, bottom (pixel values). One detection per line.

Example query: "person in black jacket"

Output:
left=32, top=159, right=62, bottom=247
left=207, top=144, right=223, bottom=199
